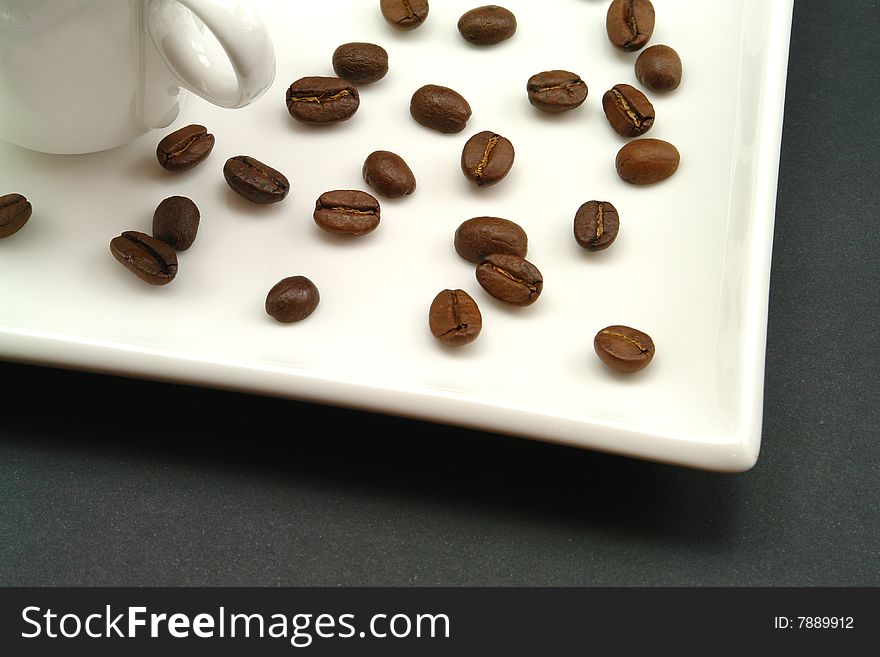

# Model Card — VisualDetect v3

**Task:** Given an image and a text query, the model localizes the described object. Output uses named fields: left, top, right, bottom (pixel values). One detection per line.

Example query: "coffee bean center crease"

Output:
left=488, top=264, right=539, bottom=292
left=167, top=134, right=201, bottom=158
left=445, top=292, right=469, bottom=335
left=611, top=89, right=643, bottom=127
left=474, top=135, right=499, bottom=180
left=122, top=233, right=173, bottom=273
left=236, top=161, right=287, bottom=191
left=626, top=0, right=639, bottom=37
left=327, top=206, right=377, bottom=215
left=534, top=81, right=583, bottom=94
left=289, top=90, right=351, bottom=104
left=603, top=330, right=649, bottom=352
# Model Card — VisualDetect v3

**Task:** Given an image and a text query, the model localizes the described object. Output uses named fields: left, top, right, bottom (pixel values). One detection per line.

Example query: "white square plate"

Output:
left=0, top=0, right=793, bottom=471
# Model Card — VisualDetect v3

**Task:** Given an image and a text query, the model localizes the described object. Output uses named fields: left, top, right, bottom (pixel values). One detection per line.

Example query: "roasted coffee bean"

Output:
left=314, top=190, right=380, bottom=236
left=635, top=44, right=682, bottom=92
left=606, top=0, right=655, bottom=52
left=380, top=0, right=429, bottom=31
left=363, top=151, right=416, bottom=198
left=110, top=231, right=178, bottom=285
left=152, top=196, right=200, bottom=251
left=602, top=84, right=654, bottom=138
left=615, top=139, right=680, bottom=185
left=156, top=124, right=214, bottom=171
left=332, top=42, right=389, bottom=85
left=454, top=216, right=528, bottom=263
left=223, top=156, right=290, bottom=204
left=526, top=70, right=588, bottom=113
left=429, top=289, right=482, bottom=346
left=457, top=5, right=517, bottom=46
left=0, top=193, right=32, bottom=239
left=476, top=253, right=542, bottom=306
left=574, top=201, right=620, bottom=252
left=460, top=131, right=515, bottom=187
left=286, top=76, right=360, bottom=123
left=410, top=85, right=472, bottom=134
left=265, top=276, right=320, bottom=323
left=594, top=325, right=655, bottom=373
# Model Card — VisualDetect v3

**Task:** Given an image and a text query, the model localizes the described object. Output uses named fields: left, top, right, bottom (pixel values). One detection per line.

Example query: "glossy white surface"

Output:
left=149, top=0, right=276, bottom=108
left=0, top=0, right=274, bottom=153
left=0, top=0, right=793, bottom=471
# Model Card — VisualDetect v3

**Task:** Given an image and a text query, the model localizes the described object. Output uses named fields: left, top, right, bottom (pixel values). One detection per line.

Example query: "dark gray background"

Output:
left=1, top=2, right=877, bottom=586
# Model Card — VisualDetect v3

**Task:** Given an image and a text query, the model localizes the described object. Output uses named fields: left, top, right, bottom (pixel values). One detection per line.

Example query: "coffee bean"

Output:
left=458, top=5, right=517, bottom=46
left=606, top=0, right=655, bottom=52
left=332, top=42, right=389, bottom=85
left=526, top=70, right=588, bottom=113
left=574, top=201, right=620, bottom=252
left=635, top=45, right=682, bottom=92
left=265, top=276, right=320, bottom=323
left=286, top=76, right=360, bottom=124
left=223, top=156, right=290, bottom=204
left=476, top=253, right=542, bottom=306
left=615, top=139, right=679, bottom=185
left=363, top=151, right=416, bottom=198
left=460, top=131, right=515, bottom=187
left=454, top=217, right=528, bottom=263
left=0, top=193, right=32, bottom=239
left=602, top=84, right=654, bottom=138
left=594, top=325, right=655, bottom=373
left=410, top=85, right=472, bottom=134
left=110, top=231, right=178, bottom=285
left=380, top=0, right=429, bottom=31
left=152, top=196, right=200, bottom=251
left=429, top=289, right=482, bottom=346
left=314, top=190, right=380, bottom=236
left=156, top=124, right=214, bottom=171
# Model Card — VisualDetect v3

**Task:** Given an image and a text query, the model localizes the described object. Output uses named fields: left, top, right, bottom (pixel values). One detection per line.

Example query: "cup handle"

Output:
left=147, top=0, right=276, bottom=109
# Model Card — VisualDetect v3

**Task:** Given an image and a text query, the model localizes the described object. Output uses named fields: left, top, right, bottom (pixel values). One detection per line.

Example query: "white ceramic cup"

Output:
left=0, top=0, right=275, bottom=154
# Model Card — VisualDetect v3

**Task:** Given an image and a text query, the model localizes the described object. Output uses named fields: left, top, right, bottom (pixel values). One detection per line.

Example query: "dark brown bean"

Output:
left=155, top=124, right=215, bottom=171
left=363, top=151, right=416, bottom=198
left=152, top=196, right=200, bottom=251
left=460, top=131, right=515, bottom=187
left=606, top=0, right=655, bottom=52
left=223, top=156, right=290, bottom=204
left=429, top=289, right=482, bottom=346
left=332, top=42, right=389, bottom=85
left=574, top=201, right=620, bottom=252
left=286, top=76, right=360, bottom=124
left=594, top=325, right=655, bottom=373
left=476, top=253, right=542, bottom=306
left=265, top=276, right=320, bottom=323
left=615, top=139, right=680, bottom=185
left=410, top=85, right=472, bottom=133
left=602, top=84, right=654, bottom=138
left=314, top=190, right=380, bottom=236
left=380, top=0, right=429, bottom=31
left=454, top=216, right=528, bottom=263
left=635, top=45, right=682, bottom=92
left=526, top=70, right=588, bottom=113
left=457, top=5, right=517, bottom=46
left=110, top=231, right=178, bottom=286
left=0, top=193, right=32, bottom=239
